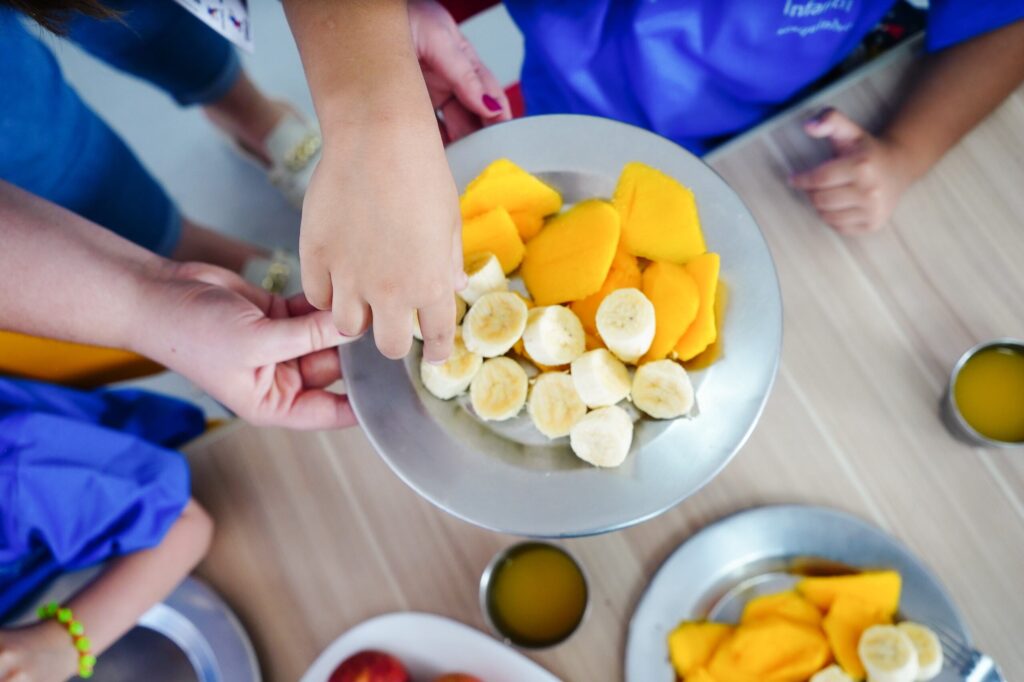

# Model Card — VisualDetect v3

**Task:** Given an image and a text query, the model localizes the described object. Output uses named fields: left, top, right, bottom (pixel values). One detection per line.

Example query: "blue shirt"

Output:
left=504, top=0, right=1024, bottom=152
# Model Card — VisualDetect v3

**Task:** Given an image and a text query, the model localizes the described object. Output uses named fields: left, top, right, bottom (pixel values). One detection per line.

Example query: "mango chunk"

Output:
left=462, top=207, right=525, bottom=274
left=675, top=253, right=721, bottom=361
left=741, top=591, right=822, bottom=628
left=460, top=159, right=562, bottom=239
left=509, top=211, right=546, bottom=241
left=613, top=162, right=706, bottom=264
left=570, top=250, right=642, bottom=335
left=689, top=668, right=720, bottom=682
left=520, top=200, right=621, bottom=305
left=708, top=617, right=831, bottom=682
left=641, top=261, right=700, bottom=362
left=796, top=571, right=901, bottom=618
left=683, top=282, right=728, bottom=371
left=667, top=622, right=733, bottom=679
left=821, top=595, right=891, bottom=679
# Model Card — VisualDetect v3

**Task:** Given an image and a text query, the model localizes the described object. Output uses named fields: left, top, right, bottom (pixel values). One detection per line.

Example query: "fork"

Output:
left=929, top=622, right=1004, bottom=681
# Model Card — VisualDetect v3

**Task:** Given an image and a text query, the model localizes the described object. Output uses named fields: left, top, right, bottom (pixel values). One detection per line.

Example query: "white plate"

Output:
left=300, top=612, right=561, bottom=682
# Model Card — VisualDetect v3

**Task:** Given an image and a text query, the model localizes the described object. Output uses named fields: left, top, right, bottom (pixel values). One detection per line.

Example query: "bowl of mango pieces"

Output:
left=341, top=115, right=782, bottom=537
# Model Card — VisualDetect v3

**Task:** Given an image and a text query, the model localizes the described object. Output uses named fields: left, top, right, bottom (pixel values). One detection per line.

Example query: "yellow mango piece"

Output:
left=689, top=668, right=720, bottom=682
left=796, top=571, right=901, bottom=618
left=822, top=595, right=891, bottom=679
left=683, top=283, right=728, bottom=371
left=462, top=207, right=525, bottom=274
left=584, top=331, right=605, bottom=351
left=509, top=211, right=546, bottom=241
left=741, top=591, right=822, bottom=628
left=460, top=159, right=562, bottom=224
left=613, top=161, right=706, bottom=264
left=641, top=261, right=700, bottom=363
left=675, top=253, right=721, bottom=361
left=520, top=200, right=621, bottom=305
left=708, top=617, right=831, bottom=682
left=667, top=622, right=733, bottom=679
left=570, top=250, right=642, bottom=335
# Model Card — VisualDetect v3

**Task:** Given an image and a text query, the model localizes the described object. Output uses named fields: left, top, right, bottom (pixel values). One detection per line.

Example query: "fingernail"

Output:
left=482, top=94, right=502, bottom=113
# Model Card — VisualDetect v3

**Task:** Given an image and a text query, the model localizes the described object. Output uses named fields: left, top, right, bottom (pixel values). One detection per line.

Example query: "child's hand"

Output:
left=789, top=108, right=914, bottom=235
left=409, top=0, right=512, bottom=142
left=0, top=622, right=79, bottom=682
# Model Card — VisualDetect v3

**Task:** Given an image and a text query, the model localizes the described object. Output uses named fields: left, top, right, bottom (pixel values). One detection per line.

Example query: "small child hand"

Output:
left=0, top=622, right=79, bottom=682
left=789, top=108, right=914, bottom=235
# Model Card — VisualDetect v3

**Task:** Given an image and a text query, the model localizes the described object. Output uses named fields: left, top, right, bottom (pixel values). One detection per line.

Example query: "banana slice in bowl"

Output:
left=569, top=404, right=635, bottom=467
left=896, top=622, right=943, bottom=681
left=420, top=329, right=483, bottom=400
left=858, top=624, right=920, bottom=682
left=527, top=372, right=588, bottom=439
left=571, top=348, right=632, bottom=408
left=470, top=356, right=530, bottom=421
left=463, top=291, right=529, bottom=358
left=632, top=360, right=695, bottom=419
left=596, top=287, right=656, bottom=364
left=522, top=305, right=586, bottom=367
left=459, top=252, right=508, bottom=305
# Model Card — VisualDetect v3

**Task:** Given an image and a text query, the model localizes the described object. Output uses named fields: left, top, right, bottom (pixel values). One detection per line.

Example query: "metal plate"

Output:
left=625, top=505, right=970, bottom=681
left=341, top=115, right=782, bottom=537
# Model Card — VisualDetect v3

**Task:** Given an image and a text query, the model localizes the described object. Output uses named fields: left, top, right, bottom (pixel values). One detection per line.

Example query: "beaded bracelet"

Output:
left=37, top=602, right=96, bottom=679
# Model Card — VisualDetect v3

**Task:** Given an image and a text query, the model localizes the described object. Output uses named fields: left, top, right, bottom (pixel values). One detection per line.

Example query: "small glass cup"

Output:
left=942, top=338, right=1024, bottom=448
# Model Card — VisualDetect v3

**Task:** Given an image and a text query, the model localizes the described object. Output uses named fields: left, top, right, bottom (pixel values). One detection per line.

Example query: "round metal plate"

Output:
left=625, top=505, right=970, bottom=681
left=341, top=115, right=782, bottom=537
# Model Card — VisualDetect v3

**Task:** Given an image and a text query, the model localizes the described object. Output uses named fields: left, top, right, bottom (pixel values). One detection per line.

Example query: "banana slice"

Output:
left=459, top=252, right=508, bottom=305
left=858, top=625, right=920, bottom=682
left=470, top=356, right=529, bottom=421
left=632, top=359, right=695, bottom=419
left=570, top=348, right=632, bottom=408
left=413, top=296, right=468, bottom=340
left=420, top=329, right=483, bottom=399
left=897, top=623, right=943, bottom=681
left=569, top=405, right=634, bottom=467
left=810, top=665, right=855, bottom=682
left=527, top=372, right=587, bottom=438
left=462, top=291, right=529, bottom=358
left=595, top=287, right=656, bottom=363
left=522, top=305, right=586, bottom=367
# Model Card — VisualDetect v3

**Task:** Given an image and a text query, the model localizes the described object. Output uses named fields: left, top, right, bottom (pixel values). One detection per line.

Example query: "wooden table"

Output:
left=186, top=46, right=1024, bottom=681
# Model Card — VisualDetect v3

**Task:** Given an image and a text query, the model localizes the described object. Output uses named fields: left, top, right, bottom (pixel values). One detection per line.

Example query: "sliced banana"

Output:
left=462, top=291, right=529, bottom=358
left=897, top=622, right=943, bottom=681
left=595, top=287, right=656, bottom=364
left=569, top=405, right=634, bottom=467
left=522, top=305, right=586, bottom=367
left=810, top=665, right=855, bottom=682
left=527, top=372, right=587, bottom=439
left=413, top=295, right=468, bottom=340
left=420, top=329, right=483, bottom=399
left=458, top=252, right=508, bottom=305
left=570, top=348, right=632, bottom=408
left=470, top=356, right=529, bottom=421
left=858, top=625, right=919, bottom=682
left=632, top=359, right=695, bottom=419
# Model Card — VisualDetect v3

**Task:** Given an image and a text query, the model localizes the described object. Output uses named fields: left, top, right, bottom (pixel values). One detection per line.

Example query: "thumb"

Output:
left=804, top=108, right=864, bottom=153
left=257, top=310, right=347, bottom=364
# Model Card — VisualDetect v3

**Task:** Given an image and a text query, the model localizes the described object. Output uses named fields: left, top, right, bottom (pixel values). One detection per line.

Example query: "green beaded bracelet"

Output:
left=36, top=602, right=95, bottom=679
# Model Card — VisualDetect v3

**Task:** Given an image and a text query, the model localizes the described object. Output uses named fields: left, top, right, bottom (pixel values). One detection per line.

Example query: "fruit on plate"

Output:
left=707, top=616, right=832, bottom=682
left=462, top=207, right=525, bottom=274
left=329, top=651, right=409, bottom=682
left=520, top=199, right=621, bottom=305
left=459, top=158, right=562, bottom=240
left=641, top=261, right=700, bottom=362
left=462, top=291, right=530, bottom=358
left=667, top=621, right=734, bottom=679
left=459, top=252, right=508, bottom=305
left=613, top=161, right=706, bottom=264
left=569, top=404, right=634, bottom=467
left=470, top=357, right=529, bottom=421
left=822, top=594, right=891, bottom=679
left=521, top=305, right=586, bottom=366
left=810, top=664, right=855, bottom=682
left=858, top=624, right=919, bottom=682
left=414, top=296, right=467, bottom=340
left=420, top=329, right=483, bottom=400
left=675, top=253, right=721, bottom=361
left=797, top=571, right=902, bottom=618
left=631, top=359, right=695, bottom=419
left=432, top=675, right=483, bottom=682
left=527, top=372, right=587, bottom=439
left=570, top=348, right=631, bottom=408
left=570, top=249, right=643, bottom=335
left=896, top=622, right=943, bottom=681
left=740, top=591, right=823, bottom=628
left=596, top=288, right=656, bottom=364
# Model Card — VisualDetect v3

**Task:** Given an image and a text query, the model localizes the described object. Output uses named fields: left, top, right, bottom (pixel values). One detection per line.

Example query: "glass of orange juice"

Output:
left=945, top=339, right=1024, bottom=447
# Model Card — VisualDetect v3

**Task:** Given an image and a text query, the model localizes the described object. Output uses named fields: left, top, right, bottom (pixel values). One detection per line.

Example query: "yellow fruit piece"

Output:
left=641, top=261, right=700, bottom=363
left=822, top=595, right=891, bottom=679
left=613, top=161, right=706, bottom=264
left=584, top=331, right=605, bottom=351
left=462, top=207, right=525, bottom=274
left=460, top=159, right=562, bottom=236
left=708, top=617, right=831, bottom=682
left=520, top=200, right=621, bottom=305
left=570, top=250, right=642, bottom=335
left=741, top=591, right=823, bottom=628
left=667, top=622, right=733, bottom=679
left=683, top=282, right=728, bottom=371
left=796, top=571, right=901, bottom=618
left=510, top=211, right=546, bottom=241
left=675, top=253, right=721, bottom=361
left=689, top=668, right=720, bottom=682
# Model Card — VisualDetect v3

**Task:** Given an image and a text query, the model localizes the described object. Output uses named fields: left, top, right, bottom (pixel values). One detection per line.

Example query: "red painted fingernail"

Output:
left=482, top=94, right=502, bottom=113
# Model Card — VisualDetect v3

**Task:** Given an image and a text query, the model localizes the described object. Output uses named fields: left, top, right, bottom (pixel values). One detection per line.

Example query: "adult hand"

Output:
left=409, top=0, right=512, bottom=143
left=136, top=261, right=356, bottom=430
left=789, top=108, right=914, bottom=235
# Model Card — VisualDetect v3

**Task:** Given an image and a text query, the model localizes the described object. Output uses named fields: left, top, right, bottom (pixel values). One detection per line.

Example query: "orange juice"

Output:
left=485, top=543, right=587, bottom=647
left=953, top=345, right=1024, bottom=443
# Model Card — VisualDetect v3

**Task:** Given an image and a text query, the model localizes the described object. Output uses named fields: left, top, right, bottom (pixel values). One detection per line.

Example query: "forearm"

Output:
left=882, top=19, right=1024, bottom=181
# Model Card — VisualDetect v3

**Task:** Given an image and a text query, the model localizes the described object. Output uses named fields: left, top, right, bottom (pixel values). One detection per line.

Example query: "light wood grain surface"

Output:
left=186, top=50, right=1024, bottom=682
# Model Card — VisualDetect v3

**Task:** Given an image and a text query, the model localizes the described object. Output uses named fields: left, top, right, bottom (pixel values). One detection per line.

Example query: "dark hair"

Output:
left=3, top=0, right=118, bottom=33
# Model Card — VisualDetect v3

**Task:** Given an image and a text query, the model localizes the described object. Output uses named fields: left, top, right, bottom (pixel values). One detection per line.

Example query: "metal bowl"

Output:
left=342, top=114, right=782, bottom=537
left=943, top=338, right=1024, bottom=448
